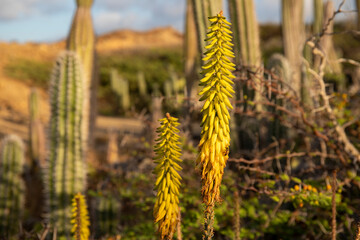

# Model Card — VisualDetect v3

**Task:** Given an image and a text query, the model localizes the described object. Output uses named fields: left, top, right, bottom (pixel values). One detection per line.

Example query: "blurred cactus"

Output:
left=228, top=0, right=261, bottom=68
left=71, top=193, right=90, bottom=240
left=29, top=88, right=46, bottom=165
left=185, top=0, right=199, bottom=101
left=110, top=69, right=131, bottom=111
left=357, top=0, right=360, bottom=30
left=137, top=71, right=147, bottom=97
left=313, top=0, right=324, bottom=34
left=267, top=54, right=292, bottom=85
left=281, top=0, right=305, bottom=98
left=67, top=0, right=97, bottom=147
left=191, top=0, right=223, bottom=57
left=0, top=135, right=25, bottom=237
left=315, top=1, right=344, bottom=91
left=97, top=193, right=119, bottom=237
left=267, top=54, right=292, bottom=139
left=46, top=51, right=87, bottom=237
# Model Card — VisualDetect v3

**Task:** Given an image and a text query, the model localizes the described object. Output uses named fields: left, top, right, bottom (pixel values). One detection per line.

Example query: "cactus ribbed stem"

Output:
left=197, top=12, right=235, bottom=239
left=185, top=0, right=199, bottom=101
left=282, top=0, right=305, bottom=97
left=192, top=0, right=223, bottom=58
left=0, top=135, right=25, bottom=237
left=137, top=71, right=147, bottom=97
left=153, top=113, right=182, bottom=240
left=67, top=0, right=96, bottom=148
left=47, top=51, right=86, bottom=237
left=71, top=193, right=90, bottom=240
left=313, top=0, right=324, bottom=34
left=110, top=69, right=130, bottom=111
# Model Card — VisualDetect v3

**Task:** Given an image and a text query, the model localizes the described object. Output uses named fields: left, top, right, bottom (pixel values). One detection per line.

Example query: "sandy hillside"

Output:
left=0, top=27, right=183, bottom=139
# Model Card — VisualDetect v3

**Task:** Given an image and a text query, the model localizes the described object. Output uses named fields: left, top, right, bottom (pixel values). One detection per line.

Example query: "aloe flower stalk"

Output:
left=71, top=193, right=90, bottom=240
left=196, top=11, right=235, bottom=239
left=153, top=113, right=182, bottom=240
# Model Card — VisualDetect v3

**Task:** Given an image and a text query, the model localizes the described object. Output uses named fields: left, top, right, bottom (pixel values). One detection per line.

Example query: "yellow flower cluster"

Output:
left=197, top=11, right=235, bottom=207
left=71, top=193, right=90, bottom=240
left=153, top=113, right=182, bottom=239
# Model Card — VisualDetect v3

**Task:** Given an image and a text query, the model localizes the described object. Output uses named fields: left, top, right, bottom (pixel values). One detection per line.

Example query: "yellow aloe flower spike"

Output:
left=71, top=193, right=90, bottom=240
left=153, top=113, right=182, bottom=240
left=197, top=11, right=235, bottom=239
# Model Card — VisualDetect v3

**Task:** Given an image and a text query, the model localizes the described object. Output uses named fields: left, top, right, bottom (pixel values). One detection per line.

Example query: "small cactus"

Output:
left=71, top=193, right=90, bottom=240
left=46, top=51, right=87, bottom=237
left=110, top=69, right=131, bottom=111
left=0, top=135, right=25, bottom=237
left=153, top=113, right=182, bottom=239
left=137, top=71, right=147, bottom=97
left=29, top=88, right=46, bottom=166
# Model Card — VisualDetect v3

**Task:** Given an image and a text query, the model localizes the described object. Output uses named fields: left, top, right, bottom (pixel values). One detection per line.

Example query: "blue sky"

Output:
left=0, top=0, right=356, bottom=43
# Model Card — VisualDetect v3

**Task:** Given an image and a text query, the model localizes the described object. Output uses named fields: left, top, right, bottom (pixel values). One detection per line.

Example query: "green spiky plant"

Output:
left=71, top=193, right=90, bottom=240
left=67, top=0, right=96, bottom=147
left=29, top=88, right=45, bottom=165
left=196, top=11, right=235, bottom=239
left=0, top=135, right=25, bottom=237
left=313, top=0, right=324, bottom=34
left=46, top=51, right=87, bottom=238
left=110, top=69, right=130, bottom=111
left=153, top=113, right=182, bottom=240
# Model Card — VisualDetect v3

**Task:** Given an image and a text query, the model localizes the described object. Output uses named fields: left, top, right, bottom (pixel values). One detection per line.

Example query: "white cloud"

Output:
left=0, top=0, right=70, bottom=20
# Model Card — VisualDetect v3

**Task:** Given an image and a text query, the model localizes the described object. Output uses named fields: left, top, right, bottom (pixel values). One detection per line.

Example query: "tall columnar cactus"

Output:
left=281, top=0, right=305, bottom=98
left=47, top=51, right=87, bottom=237
left=0, top=135, right=25, bottom=237
left=357, top=0, right=360, bottom=30
left=196, top=12, right=235, bottom=239
left=97, top=193, right=119, bottom=237
left=191, top=0, right=223, bottom=58
left=315, top=1, right=344, bottom=91
left=267, top=53, right=292, bottom=138
left=185, top=0, right=200, bottom=101
left=110, top=69, right=130, bottom=111
left=228, top=0, right=261, bottom=68
left=67, top=0, right=96, bottom=148
left=313, top=0, right=324, bottom=34
left=29, top=88, right=46, bottom=165
left=153, top=113, right=182, bottom=239
left=71, top=193, right=90, bottom=240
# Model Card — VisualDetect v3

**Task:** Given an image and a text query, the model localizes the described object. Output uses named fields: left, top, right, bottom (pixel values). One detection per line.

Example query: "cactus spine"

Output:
left=47, top=51, right=86, bottom=237
left=110, top=69, right=130, bottom=111
left=153, top=113, right=182, bottom=240
left=67, top=0, right=96, bottom=147
left=197, top=12, right=235, bottom=239
left=281, top=0, right=305, bottom=98
left=0, top=135, right=25, bottom=237
left=29, top=88, right=46, bottom=165
left=71, top=193, right=90, bottom=240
